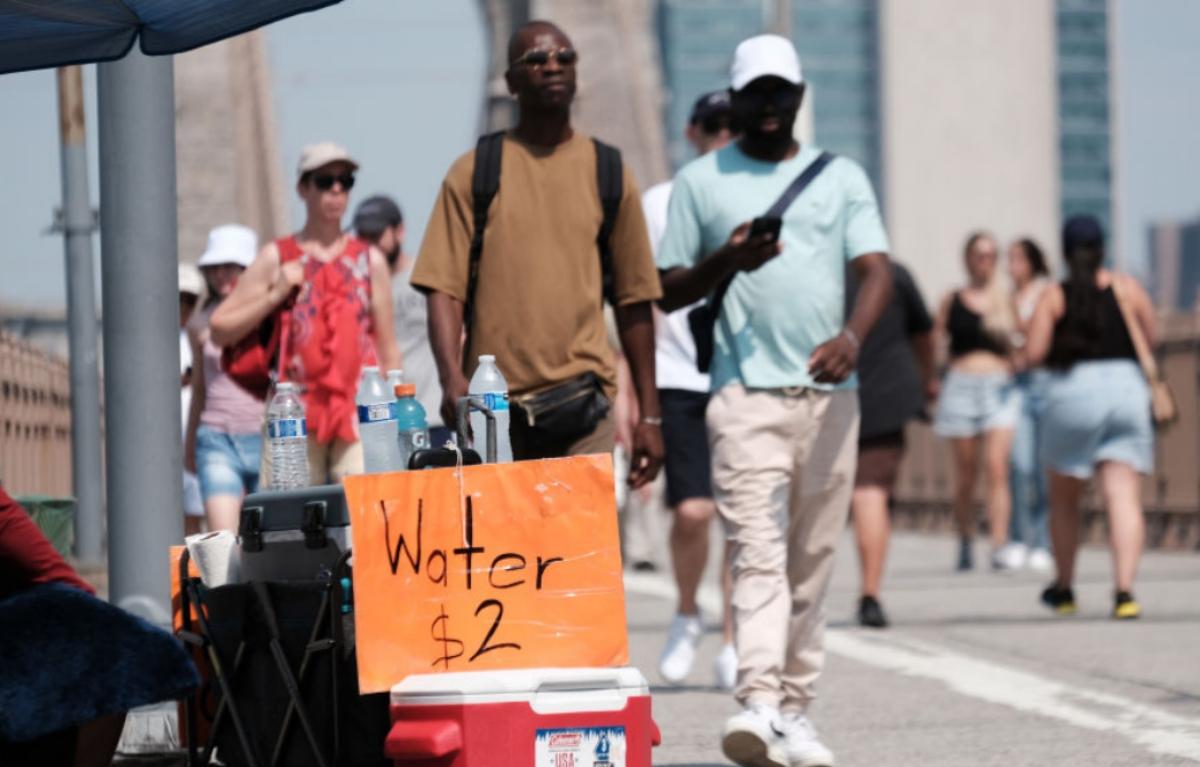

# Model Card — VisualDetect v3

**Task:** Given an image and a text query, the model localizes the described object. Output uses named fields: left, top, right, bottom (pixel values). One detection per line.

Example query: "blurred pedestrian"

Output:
left=658, top=35, right=892, bottom=767
left=184, top=225, right=263, bottom=532
left=1001, top=237, right=1054, bottom=571
left=353, top=196, right=452, bottom=447
left=178, top=263, right=205, bottom=535
left=211, top=143, right=400, bottom=484
left=932, top=232, right=1018, bottom=571
left=1025, top=215, right=1156, bottom=620
left=643, top=90, right=739, bottom=690
left=847, top=261, right=935, bottom=628
left=414, top=20, right=663, bottom=483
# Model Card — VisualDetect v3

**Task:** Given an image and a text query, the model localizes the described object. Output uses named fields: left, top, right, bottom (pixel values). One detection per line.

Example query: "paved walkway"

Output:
left=625, top=532, right=1200, bottom=766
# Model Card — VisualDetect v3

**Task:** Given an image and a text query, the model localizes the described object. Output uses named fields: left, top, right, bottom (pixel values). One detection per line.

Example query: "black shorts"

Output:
left=660, top=388, right=713, bottom=507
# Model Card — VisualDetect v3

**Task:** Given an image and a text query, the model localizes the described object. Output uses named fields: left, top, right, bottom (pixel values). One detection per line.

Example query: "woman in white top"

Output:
left=1001, top=238, right=1053, bottom=571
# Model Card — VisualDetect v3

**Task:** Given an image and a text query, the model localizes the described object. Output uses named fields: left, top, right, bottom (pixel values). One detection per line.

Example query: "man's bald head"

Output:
left=504, top=20, right=577, bottom=113
left=507, top=20, right=571, bottom=65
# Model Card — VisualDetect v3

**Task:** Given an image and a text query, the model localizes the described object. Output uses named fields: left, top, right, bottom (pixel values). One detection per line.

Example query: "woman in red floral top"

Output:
left=211, top=142, right=400, bottom=483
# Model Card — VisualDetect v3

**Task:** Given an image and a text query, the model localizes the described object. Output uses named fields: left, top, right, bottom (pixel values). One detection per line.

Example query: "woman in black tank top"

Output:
left=1023, top=215, right=1156, bottom=620
left=932, top=233, right=1019, bottom=573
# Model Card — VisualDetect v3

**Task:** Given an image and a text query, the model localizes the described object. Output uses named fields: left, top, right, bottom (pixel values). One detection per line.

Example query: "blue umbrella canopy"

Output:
left=0, top=0, right=341, bottom=74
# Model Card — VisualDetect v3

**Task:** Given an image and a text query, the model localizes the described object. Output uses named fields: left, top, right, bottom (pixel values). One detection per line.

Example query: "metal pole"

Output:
left=772, top=0, right=792, bottom=37
left=55, top=66, right=104, bottom=567
left=97, top=49, right=181, bottom=626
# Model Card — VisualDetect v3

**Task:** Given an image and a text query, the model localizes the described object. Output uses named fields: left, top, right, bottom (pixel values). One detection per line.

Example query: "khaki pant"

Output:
left=707, top=384, right=859, bottom=711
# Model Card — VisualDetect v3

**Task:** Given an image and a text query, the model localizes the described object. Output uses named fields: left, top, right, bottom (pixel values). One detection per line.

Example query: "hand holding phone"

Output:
left=748, top=215, right=782, bottom=243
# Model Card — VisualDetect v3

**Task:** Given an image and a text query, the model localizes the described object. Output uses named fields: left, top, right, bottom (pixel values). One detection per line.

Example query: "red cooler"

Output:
left=386, top=667, right=660, bottom=767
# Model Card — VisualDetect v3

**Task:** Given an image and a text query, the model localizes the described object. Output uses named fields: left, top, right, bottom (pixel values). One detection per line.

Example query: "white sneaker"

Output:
left=997, top=542, right=1028, bottom=570
left=722, top=704, right=787, bottom=767
left=779, top=711, right=835, bottom=767
left=658, top=613, right=703, bottom=684
left=713, top=642, right=738, bottom=691
left=1027, top=547, right=1053, bottom=573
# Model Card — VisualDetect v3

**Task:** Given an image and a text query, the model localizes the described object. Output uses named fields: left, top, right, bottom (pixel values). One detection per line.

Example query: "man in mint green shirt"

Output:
left=657, top=34, right=891, bottom=767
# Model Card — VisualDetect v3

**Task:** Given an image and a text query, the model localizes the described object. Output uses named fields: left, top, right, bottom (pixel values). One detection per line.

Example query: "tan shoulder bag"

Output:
left=1111, top=276, right=1178, bottom=429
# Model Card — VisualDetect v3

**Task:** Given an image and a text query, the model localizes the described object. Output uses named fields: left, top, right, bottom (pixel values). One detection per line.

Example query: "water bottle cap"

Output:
left=276, top=382, right=296, bottom=392
left=394, top=383, right=417, bottom=398
left=479, top=354, right=495, bottom=363
left=387, top=369, right=404, bottom=380
left=362, top=366, right=380, bottom=375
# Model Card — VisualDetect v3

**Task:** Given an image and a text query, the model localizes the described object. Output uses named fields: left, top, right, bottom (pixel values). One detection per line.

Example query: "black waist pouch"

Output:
left=511, top=373, right=610, bottom=442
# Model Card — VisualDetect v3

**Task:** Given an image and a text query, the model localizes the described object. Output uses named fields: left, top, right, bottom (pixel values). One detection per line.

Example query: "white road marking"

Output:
left=624, top=573, right=1200, bottom=763
left=826, top=631, right=1200, bottom=763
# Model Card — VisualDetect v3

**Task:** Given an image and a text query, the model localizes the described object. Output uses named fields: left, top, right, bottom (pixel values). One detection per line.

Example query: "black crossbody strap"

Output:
left=707, top=150, right=836, bottom=316
left=592, top=138, right=623, bottom=305
left=464, top=131, right=505, bottom=331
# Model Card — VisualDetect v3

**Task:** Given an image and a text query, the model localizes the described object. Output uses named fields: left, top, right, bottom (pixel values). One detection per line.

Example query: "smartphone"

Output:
left=748, top=215, right=782, bottom=243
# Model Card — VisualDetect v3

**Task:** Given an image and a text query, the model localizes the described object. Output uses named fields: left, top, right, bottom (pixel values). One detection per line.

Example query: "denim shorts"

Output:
left=934, top=370, right=1020, bottom=438
left=1041, top=360, right=1154, bottom=479
left=196, top=425, right=262, bottom=500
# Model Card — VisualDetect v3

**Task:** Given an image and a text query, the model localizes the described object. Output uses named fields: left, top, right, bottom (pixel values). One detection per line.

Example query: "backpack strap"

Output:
left=464, top=131, right=506, bottom=332
left=592, top=138, right=622, bottom=305
left=271, top=236, right=303, bottom=383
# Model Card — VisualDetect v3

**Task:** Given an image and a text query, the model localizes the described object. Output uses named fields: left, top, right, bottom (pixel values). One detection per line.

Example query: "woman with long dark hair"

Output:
left=933, top=232, right=1019, bottom=571
left=1000, top=238, right=1054, bottom=571
left=1025, top=215, right=1155, bottom=619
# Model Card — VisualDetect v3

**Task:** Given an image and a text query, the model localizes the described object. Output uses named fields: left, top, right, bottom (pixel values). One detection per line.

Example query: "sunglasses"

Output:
left=512, top=47, right=579, bottom=69
left=735, top=86, right=803, bottom=112
left=311, top=172, right=355, bottom=192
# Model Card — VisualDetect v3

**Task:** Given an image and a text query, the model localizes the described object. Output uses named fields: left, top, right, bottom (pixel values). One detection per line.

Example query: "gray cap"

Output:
left=353, top=195, right=403, bottom=239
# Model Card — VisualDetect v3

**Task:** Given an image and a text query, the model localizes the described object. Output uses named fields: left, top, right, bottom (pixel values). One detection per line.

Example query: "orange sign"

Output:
left=343, top=454, right=630, bottom=694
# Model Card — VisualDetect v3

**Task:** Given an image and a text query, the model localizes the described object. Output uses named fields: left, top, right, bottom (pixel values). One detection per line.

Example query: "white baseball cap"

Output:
left=197, top=224, right=258, bottom=269
left=178, top=263, right=204, bottom=297
left=730, top=34, right=804, bottom=91
left=297, top=141, right=359, bottom=177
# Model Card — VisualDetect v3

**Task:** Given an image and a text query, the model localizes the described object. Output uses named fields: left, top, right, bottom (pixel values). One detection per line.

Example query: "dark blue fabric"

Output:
left=0, top=0, right=342, bottom=75
left=0, top=582, right=199, bottom=742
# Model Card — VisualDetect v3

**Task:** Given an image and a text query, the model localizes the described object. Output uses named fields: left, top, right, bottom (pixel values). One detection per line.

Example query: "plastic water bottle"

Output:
left=468, top=355, right=512, bottom=463
left=357, top=366, right=402, bottom=473
left=395, top=383, right=430, bottom=470
left=267, top=382, right=310, bottom=490
left=386, top=368, right=405, bottom=391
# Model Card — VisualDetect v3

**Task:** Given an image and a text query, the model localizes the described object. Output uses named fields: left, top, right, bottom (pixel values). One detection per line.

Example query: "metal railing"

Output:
left=0, top=332, right=74, bottom=497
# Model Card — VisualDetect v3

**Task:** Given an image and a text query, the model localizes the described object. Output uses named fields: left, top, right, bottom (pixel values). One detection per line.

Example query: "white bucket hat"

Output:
left=197, top=224, right=258, bottom=269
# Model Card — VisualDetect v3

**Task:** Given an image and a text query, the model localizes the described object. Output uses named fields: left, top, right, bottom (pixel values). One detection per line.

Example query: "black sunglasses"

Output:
left=512, top=47, right=579, bottom=68
left=735, top=86, right=803, bottom=112
left=311, top=172, right=355, bottom=192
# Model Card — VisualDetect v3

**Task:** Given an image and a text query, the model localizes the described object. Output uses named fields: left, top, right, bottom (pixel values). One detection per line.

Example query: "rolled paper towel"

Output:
left=184, top=530, right=241, bottom=587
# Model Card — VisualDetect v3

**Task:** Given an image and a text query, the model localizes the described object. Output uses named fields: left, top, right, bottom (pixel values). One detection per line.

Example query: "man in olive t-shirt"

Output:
left=412, top=20, right=664, bottom=486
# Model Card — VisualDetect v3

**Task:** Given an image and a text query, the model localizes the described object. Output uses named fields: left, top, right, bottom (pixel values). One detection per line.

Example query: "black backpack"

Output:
left=462, top=130, right=623, bottom=330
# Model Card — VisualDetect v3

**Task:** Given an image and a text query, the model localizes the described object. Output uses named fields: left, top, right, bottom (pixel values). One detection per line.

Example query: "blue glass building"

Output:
left=657, top=0, right=765, bottom=169
left=1056, top=0, right=1114, bottom=236
left=789, top=0, right=881, bottom=192
left=656, top=0, right=881, bottom=193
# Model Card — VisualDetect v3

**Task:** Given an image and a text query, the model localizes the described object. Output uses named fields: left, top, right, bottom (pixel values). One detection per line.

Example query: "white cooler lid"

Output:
left=390, top=666, right=650, bottom=713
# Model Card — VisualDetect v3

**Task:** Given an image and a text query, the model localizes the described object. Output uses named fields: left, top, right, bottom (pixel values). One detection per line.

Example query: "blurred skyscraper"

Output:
left=1149, top=217, right=1200, bottom=312
left=655, top=0, right=1115, bottom=300
left=1057, top=0, right=1115, bottom=236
